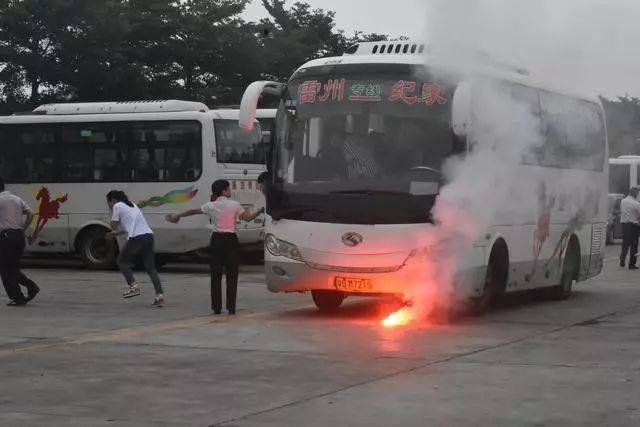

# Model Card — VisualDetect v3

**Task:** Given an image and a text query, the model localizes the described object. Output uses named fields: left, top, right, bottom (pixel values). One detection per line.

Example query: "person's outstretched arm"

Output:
left=166, top=208, right=203, bottom=223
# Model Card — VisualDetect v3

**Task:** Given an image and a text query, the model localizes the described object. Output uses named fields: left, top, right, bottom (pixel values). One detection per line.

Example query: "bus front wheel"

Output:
left=77, top=227, right=118, bottom=270
left=468, top=240, right=508, bottom=316
left=311, top=290, right=345, bottom=312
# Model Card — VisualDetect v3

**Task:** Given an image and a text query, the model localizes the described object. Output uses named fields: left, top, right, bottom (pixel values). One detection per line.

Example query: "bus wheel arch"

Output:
left=550, top=235, right=580, bottom=300
left=75, top=225, right=118, bottom=270
left=468, top=238, right=509, bottom=316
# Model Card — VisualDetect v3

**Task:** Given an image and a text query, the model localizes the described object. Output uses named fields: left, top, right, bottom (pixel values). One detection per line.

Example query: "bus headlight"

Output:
left=265, top=234, right=304, bottom=262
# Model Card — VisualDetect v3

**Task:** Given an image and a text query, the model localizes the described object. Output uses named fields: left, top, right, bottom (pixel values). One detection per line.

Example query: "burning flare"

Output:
left=382, top=307, right=414, bottom=328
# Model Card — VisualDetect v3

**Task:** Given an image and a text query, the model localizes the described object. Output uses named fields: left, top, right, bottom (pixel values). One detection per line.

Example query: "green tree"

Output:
left=0, top=0, right=70, bottom=105
left=601, top=95, right=640, bottom=157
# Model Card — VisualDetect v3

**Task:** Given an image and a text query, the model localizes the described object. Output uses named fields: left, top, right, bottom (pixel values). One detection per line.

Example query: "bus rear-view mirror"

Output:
left=239, top=81, right=284, bottom=132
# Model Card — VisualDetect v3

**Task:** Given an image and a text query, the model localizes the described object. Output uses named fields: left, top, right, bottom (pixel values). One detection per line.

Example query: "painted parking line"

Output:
left=0, top=307, right=299, bottom=357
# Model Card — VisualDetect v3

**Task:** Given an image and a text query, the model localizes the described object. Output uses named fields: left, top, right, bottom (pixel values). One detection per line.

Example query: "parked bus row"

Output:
left=0, top=101, right=275, bottom=269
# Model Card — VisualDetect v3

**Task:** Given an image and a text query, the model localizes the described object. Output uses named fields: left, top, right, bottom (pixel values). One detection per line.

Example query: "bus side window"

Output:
left=21, top=126, right=56, bottom=182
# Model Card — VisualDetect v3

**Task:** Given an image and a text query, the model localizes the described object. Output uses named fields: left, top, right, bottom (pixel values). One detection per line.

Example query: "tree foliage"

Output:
left=601, top=96, right=640, bottom=157
left=0, top=0, right=389, bottom=113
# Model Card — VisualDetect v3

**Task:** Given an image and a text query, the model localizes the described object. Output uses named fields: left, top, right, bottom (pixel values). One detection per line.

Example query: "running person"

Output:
left=166, top=180, right=264, bottom=315
left=106, top=190, right=165, bottom=307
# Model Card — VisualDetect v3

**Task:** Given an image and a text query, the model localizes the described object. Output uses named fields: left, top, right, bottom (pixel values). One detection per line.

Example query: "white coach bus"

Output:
left=609, top=156, right=640, bottom=194
left=0, top=100, right=272, bottom=269
left=238, top=41, right=608, bottom=312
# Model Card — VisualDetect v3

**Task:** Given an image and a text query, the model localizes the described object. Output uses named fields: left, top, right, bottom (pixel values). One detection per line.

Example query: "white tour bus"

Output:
left=0, top=100, right=274, bottom=269
left=238, top=41, right=608, bottom=312
left=609, top=156, right=640, bottom=194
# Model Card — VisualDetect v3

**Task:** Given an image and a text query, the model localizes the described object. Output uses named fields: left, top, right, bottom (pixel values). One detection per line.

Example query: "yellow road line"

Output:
left=0, top=307, right=289, bottom=357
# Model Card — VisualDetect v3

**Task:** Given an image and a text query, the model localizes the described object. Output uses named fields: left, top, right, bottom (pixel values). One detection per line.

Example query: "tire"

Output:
left=468, top=241, right=508, bottom=316
left=311, top=290, right=345, bottom=312
left=549, top=241, right=578, bottom=301
left=77, top=227, right=118, bottom=270
left=467, top=265, right=495, bottom=316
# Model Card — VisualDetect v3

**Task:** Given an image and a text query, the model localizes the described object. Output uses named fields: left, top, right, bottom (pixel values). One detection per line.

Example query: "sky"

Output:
left=242, top=0, right=427, bottom=39
left=243, top=0, right=640, bottom=98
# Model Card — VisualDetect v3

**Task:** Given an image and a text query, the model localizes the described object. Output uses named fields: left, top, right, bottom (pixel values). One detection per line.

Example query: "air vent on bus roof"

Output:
left=344, top=41, right=427, bottom=56
left=32, top=100, right=210, bottom=115
left=343, top=41, right=530, bottom=76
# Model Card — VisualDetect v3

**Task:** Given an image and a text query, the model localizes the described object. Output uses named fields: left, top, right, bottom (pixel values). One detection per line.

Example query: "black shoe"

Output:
left=26, top=285, right=40, bottom=302
left=228, top=309, right=236, bottom=315
left=630, top=266, right=639, bottom=270
left=620, top=260, right=625, bottom=267
left=213, top=310, right=221, bottom=315
left=7, top=300, right=27, bottom=306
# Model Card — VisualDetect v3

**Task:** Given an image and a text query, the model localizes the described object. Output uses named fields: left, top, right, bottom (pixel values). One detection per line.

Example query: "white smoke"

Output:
left=426, top=0, right=640, bottom=98
left=393, top=0, right=616, bottom=321
left=402, top=81, right=544, bottom=320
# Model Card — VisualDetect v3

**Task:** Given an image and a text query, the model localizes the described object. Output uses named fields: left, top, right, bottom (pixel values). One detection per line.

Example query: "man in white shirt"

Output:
left=619, top=187, right=640, bottom=269
left=0, top=177, right=39, bottom=306
left=167, top=180, right=263, bottom=315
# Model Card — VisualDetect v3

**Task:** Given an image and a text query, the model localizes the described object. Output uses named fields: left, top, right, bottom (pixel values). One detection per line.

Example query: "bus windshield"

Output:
left=215, top=119, right=265, bottom=164
left=270, top=64, right=460, bottom=225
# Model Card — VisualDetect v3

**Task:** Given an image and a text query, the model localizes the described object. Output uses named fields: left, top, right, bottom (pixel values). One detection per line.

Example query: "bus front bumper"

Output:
left=265, top=258, right=486, bottom=299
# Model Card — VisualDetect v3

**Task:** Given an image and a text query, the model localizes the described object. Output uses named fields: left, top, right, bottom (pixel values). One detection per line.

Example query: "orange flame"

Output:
left=381, top=307, right=414, bottom=328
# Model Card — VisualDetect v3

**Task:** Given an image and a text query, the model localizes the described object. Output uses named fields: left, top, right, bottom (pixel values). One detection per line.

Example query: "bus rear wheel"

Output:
left=77, top=227, right=118, bottom=270
left=548, top=239, right=579, bottom=301
left=311, top=290, right=345, bottom=312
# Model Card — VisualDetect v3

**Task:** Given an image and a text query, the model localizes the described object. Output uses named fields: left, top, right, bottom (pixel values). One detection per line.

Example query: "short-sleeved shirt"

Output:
left=201, top=196, right=244, bottom=233
left=0, top=191, right=32, bottom=231
left=620, top=196, right=640, bottom=224
left=111, top=202, right=153, bottom=239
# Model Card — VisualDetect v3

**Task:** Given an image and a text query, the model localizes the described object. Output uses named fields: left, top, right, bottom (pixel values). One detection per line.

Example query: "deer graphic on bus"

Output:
left=28, top=187, right=68, bottom=244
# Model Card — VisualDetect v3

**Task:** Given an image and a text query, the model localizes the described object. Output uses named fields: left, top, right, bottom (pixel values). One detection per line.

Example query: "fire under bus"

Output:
left=239, top=41, right=608, bottom=313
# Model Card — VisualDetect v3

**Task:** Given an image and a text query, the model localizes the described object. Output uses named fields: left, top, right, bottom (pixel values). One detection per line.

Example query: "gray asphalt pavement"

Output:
left=0, top=245, right=638, bottom=426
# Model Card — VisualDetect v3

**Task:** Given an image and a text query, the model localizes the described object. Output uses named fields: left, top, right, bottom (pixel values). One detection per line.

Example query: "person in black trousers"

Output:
left=167, top=179, right=264, bottom=314
left=619, top=187, right=640, bottom=269
left=0, top=177, right=39, bottom=306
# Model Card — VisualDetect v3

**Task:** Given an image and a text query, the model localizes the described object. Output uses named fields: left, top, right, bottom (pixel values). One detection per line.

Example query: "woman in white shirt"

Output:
left=106, top=190, right=165, bottom=307
left=167, top=180, right=263, bottom=315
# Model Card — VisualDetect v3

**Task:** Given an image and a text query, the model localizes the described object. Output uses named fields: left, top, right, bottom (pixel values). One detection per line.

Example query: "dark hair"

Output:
left=257, top=172, right=268, bottom=184
left=106, top=190, right=134, bottom=207
left=211, top=179, right=231, bottom=197
left=0, top=176, right=4, bottom=192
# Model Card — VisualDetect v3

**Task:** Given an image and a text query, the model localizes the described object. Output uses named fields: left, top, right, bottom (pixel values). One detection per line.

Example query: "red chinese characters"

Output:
left=319, top=79, right=346, bottom=102
left=389, top=81, right=448, bottom=106
left=389, top=80, right=417, bottom=105
left=418, top=83, right=447, bottom=105
left=297, top=81, right=322, bottom=104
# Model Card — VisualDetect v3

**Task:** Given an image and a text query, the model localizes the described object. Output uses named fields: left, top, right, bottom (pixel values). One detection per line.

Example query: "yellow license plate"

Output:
left=334, top=277, right=374, bottom=292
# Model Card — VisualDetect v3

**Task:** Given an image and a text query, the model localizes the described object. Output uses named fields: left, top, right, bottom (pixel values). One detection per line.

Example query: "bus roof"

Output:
left=0, top=107, right=258, bottom=125
left=295, top=41, right=600, bottom=106
left=32, top=100, right=209, bottom=115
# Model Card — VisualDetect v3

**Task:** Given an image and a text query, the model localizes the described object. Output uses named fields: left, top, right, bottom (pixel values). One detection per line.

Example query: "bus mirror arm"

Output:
left=239, top=81, right=284, bottom=132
